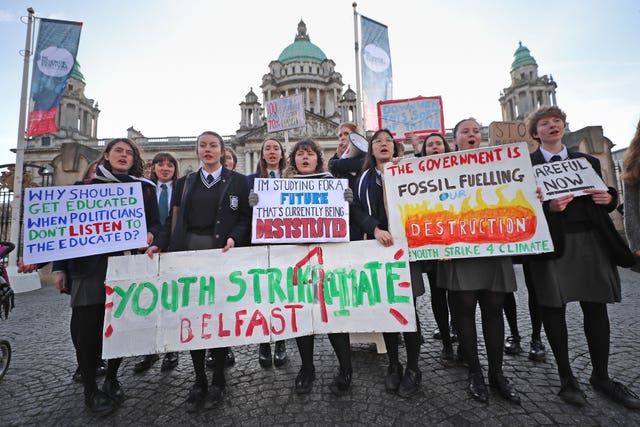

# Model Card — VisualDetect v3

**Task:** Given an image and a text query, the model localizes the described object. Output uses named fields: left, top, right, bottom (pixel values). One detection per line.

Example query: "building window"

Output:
left=41, top=136, right=51, bottom=146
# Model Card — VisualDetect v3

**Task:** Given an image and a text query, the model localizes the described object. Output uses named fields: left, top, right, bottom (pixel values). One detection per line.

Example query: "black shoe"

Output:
left=440, top=344, right=455, bottom=366
left=73, top=366, right=83, bottom=383
left=489, top=373, right=520, bottom=404
left=85, top=390, right=116, bottom=417
left=274, top=340, right=288, bottom=367
left=96, top=360, right=107, bottom=377
left=385, top=363, right=403, bottom=392
left=161, top=352, right=179, bottom=371
left=295, top=368, right=316, bottom=394
left=205, top=349, right=215, bottom=368
left=468, top=372, right=489, bottom=403
left=528, top=340, right=546, bottom=362
left=397, top=368, right=422, bottom=398
left=590, top=376, right=640, bottom=410
left=504, top=336, right=523, bottom=355
left=259, top=343, right=272, bottom=368
left=185, top=384, right=207, bottom=413
left=204, top=384, right=224, bottom=408
left=432, top=329, right=442, bottom=340
left=329, top=367, right=352, bottom=396
left=102, top=378, right=125, bottom=405
left=225, top=349, right=235, bottom=367
left=133, top=354, right=159, bottom=373
left=558, top=376, right=587, bottom=407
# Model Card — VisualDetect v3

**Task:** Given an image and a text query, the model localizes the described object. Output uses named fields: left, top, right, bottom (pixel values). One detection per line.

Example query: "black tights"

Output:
left=383, top=303, right=421, bottom=371
left=426, top=270, right=453, bottom=346
left=191, top=347, right=227, bottom=388
left=503, top=262, right=543, bottom=341
left=296, top=333, right=351, bottom=373
left=450, top=290, right=505, bottom=377
left=541, top=302, right=610, bottom=380
left=73, top=304, right=122, bottom=396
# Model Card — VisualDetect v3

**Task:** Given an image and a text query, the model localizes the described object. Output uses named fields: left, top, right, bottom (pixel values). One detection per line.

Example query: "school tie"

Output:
left=159, top=184, right=168, bottom=225
left=549, top=155, right=562, bottom=162
left=269, top=171, right=276, bottom=178
left=206, top=174, right=214, bottom=184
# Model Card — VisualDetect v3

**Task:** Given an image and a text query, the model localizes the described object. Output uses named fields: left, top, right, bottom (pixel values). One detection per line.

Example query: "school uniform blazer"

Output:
left=350, top=168, right=386, bottom=241
left=531, top=148, right=632, bottom=266
left=153, top=167, right=251, bottom=252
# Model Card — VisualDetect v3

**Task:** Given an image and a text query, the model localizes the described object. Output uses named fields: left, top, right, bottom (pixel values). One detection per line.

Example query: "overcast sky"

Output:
left=1, top=0, right=638, bottom=166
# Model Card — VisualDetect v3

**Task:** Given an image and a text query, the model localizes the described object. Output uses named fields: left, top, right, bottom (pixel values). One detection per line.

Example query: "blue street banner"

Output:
left=360, top=15, right=392, bottom=131
left=27, top=18, right=82, bottom=138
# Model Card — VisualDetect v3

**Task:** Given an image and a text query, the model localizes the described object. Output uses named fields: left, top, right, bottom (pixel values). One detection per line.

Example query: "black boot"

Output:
left=258, top=343, right=272, bottom=368
left=274, top=340, right=287, bottom=367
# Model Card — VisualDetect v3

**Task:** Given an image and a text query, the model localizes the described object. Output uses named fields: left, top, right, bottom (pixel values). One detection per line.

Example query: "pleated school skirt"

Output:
left=436, top=256, right=517, bottom=293
left=528, top=229, right=620, bottom=308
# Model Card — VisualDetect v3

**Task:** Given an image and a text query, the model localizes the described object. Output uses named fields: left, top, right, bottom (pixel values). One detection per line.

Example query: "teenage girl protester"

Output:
left=247, top=138, right=289, bottom=369
left=528, top=106, right=639, bottom=409
left=53, top=138, right=161, bottom=416
left=437, top=119, right=520, bottom=404
left=410, top=132, right=457, bottom=364
left=134, top=152, right=181, bottom=373
left=251, top=139, right=353, bottom=396
left=147, top=131, right=251, bottom=412
left=351, top=129, right=425, bottom=397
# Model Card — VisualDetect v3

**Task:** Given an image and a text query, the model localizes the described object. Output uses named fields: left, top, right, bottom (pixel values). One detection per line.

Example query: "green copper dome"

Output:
left=278, top=20, right=327, bottom=64
left=71, top=61, right=84, bottom=82
left=511, top=42, right=537, bottom=69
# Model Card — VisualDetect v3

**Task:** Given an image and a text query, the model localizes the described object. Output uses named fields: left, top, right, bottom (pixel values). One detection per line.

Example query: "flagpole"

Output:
left=352, top=2, right=363, bottom=132
left=9, top=7, right=35, bottom=267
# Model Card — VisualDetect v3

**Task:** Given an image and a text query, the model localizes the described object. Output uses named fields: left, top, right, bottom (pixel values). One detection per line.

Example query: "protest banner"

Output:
left=251, top=178, right=350, bottom=244
left=377, top=96, right=444, bottom=141
left=383, top=142, right=554, bottom=261
left=489, top=121, right=538, bottom=153
left=265, top=94, right=305, bottom=133
left=22, top=182, right=148, bottom=264
left=534, top=157, right=608, bottom=201
left=101, top=239, right=414, bottom=358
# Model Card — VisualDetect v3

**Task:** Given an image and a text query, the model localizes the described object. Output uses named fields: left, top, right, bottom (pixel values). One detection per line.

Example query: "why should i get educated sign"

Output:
left=23, top=182, right=148, bottom=264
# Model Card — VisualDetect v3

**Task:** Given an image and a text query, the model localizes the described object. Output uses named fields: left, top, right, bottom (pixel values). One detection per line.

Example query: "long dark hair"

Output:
left=362, top=129, right=398, bottom=172
left=257, top=138, right=286, bottom=177
left=101, top=138, right=145, bottom=177
left=150, top=152, right=179, bottom=185
left=420, top=132, right=451, bottom=156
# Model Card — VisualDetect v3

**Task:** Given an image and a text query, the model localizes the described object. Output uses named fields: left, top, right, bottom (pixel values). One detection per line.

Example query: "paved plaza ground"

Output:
left=1, top=265, right=640, bottom=426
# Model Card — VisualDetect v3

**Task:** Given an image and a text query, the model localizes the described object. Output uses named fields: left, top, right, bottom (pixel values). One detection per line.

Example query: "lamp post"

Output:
left=8, top=8, right=41, bottom=293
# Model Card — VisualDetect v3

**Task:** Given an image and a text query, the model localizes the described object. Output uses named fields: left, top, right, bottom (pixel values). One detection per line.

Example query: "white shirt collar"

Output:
left=157, top=181, right=172, bottom=190
left=540, top=145, right=568, bottom=162
left=201, top=166, right=222, bottom=181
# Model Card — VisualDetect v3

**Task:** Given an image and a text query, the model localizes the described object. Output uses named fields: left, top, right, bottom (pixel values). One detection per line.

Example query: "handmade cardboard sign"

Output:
left=101, top=239, right=414, bottom=358
left=377, top=96, right=444, bottom=141
left=533, top=157, right=608, bottom=200
left=251, top=178, right=350, bottom=244
left=383, top=142, right=554, bottom=261
left=22, top=183, right=148, bottom=264
left=265, top=94, right=305, bottom=132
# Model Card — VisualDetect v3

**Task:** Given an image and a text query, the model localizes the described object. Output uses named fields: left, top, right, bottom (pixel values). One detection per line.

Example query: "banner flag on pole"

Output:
left=360, top=15, right=392, bottom=132
left=27, top=18, right=82, bottom=138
